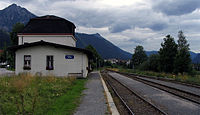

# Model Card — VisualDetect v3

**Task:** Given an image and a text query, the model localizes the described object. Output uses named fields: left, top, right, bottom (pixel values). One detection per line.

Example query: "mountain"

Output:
left=76, top=33, right=132, bottom=60
left=190, top=51, right=198, bottom=60
left=192, top=54, right=200, bottom=64
left=0, top=4, right=36, bottom=31
left=145, top=51, right=158, bottom=56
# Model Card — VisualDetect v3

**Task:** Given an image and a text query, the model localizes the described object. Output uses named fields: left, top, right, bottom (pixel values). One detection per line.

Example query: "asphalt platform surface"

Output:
left=74, top=71, right=108, bottom=115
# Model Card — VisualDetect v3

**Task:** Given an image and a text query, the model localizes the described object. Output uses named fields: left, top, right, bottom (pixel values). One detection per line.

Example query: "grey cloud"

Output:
left=9, top=0, right=75, bottom=3
left=106, top=8, right=169, bottom=33
left=149, top=23, right=168, bottom=31
left=8, top=0, right=170, bottom=33
left=153, top=0, right=200, bottom=16
left=109, top=23, right=131, bottom=33
left=49, top=1, right=169, bottom=33
left=74, top=10, right=114, bottom=28
left=128, top=38, right=144, bottom=44
left=9, top=0, right=29, bottom=3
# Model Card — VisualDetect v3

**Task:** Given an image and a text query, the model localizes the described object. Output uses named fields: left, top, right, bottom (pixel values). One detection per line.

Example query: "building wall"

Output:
left=15, top=45, right=89, bottom=77
left=18, top=35, right=76, bottom=47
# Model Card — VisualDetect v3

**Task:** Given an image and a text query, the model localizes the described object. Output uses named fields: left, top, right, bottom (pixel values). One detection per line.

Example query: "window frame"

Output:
left=46, top=55, right=54, bottom=70
left=23, top=55, right=31, bottom=70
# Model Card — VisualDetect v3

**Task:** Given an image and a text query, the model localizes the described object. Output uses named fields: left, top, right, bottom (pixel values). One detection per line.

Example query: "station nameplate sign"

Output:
left=65, top=55, right=74, bottom=59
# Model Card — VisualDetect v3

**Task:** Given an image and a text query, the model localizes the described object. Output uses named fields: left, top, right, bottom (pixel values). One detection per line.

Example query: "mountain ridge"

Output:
left=192, top=53, right=200, bottom=64
left=75, top=33, right=132, bottom=60
left=0, top=3, right=36, bottom=31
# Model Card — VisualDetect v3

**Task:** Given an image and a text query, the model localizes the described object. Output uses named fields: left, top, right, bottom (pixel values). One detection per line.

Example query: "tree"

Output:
left=138, top=60, right=149, bottom=71
left=10, top=23, right=24, bottom=46
left=0, top=43, right=7, bottom=63
left=148, top=54, right=160, bottom=72
left=104, top=60, right=112, bottom=67
left=85, top=45, right=102, bottom=69
left=132, top=45, right=147, bottom=68
left=8, top=23, right=24, bottom=68
left=174, top=31, right=191, bottom=74
left=159, top=35, right=177, bottom=73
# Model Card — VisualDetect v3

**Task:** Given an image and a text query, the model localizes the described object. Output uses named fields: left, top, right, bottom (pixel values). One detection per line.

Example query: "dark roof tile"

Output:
left=20, top=15, right=76, bottom=35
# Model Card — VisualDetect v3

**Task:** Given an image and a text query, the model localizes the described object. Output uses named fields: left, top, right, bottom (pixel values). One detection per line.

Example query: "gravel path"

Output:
left=109, top=72, right=200, bottom=115
left=0, top=68, right=14, bottom=76
left=74, top=71, right=108, bottom=115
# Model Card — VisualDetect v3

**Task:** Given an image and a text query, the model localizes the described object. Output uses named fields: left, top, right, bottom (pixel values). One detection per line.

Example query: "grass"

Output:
left=47, top=80, right=86, bottom=115
left=6, top=67, right=15, bottom=71
left=0, top=74, right=87, bottom=115
left=108, top=68, right=200, bottom=85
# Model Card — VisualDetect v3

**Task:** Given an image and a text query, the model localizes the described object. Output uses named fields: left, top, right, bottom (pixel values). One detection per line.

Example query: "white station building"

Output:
left=10, top=15, right=92, bottom=78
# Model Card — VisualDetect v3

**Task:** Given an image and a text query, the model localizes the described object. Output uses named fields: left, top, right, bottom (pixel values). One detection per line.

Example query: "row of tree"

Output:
left=132, top=31, right=192, bottom=74
left=85, top=45, right=104, bottom=70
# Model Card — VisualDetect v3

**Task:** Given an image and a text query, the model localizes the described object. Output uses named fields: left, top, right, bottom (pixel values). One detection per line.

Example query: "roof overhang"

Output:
left=8, top=40, right=93, bottom=59
left=17, top=33, right=77, bottom=41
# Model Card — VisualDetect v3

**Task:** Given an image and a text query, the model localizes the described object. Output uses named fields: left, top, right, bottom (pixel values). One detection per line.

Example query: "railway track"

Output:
left=125, top=73, right=200, bottom=89
left=107, top=69, right=200, bottom=89
left=119, top=72, right=200, bottom=105
left=102, top=71, right=167, bottom=115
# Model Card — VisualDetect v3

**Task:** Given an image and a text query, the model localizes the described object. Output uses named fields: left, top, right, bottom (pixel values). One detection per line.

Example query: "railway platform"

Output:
left=74, top=71, right=110, bottom=115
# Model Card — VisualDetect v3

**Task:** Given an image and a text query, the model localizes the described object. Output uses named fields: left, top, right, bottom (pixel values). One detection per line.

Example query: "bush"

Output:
left=138, top=60, right=149, bottom=71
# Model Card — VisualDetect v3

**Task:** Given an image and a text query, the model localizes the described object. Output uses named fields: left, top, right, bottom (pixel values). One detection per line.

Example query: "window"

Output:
left=46, top=55, right=54, bottom=70
left=24, top=55, right=31, bottom=70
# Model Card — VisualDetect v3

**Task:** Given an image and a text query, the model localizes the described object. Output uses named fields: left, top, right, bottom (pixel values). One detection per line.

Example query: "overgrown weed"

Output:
left=0, top=73, right=83, bottom=114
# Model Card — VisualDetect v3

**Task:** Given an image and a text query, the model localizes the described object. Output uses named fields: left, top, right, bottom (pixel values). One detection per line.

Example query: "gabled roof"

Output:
left=20, top=15, right=76, bottom=35
left=8, top=41, right=93, bottom=59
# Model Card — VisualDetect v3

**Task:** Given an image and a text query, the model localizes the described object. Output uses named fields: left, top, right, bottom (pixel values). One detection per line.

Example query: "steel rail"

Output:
left=106, top=73, right=168, bottom=115
left=123, top=74, right=200, bottom=105
left=106, top=78, right=135, bottom=115
left=106, top=69, right=200, bottom=89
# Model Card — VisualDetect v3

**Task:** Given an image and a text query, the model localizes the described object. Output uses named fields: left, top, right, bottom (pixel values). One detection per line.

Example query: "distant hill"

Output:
left=145, top=51, right=158, bottom=56
left=76, top=33, right=132, bottom=60
left=190, top=51, right=198, bottom=60
left=0, top=4, right=36, bottom=31
left=193, top=54, right=200, bottom=64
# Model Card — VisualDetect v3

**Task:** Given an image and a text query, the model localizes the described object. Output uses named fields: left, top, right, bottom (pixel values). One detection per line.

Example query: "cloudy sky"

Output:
left=1, top=0, right=200, bottom=53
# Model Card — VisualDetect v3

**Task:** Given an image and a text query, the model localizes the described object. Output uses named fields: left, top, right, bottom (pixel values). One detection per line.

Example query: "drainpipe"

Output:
left=81, top=53, right=84, bottom=77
